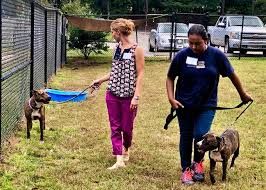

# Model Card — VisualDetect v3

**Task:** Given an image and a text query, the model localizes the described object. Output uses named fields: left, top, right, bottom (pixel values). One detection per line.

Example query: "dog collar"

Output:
left=28, top=98, right=42, bottom=110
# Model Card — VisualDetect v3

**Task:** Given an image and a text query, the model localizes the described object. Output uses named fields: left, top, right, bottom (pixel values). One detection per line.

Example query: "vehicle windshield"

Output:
left=158, top=24, right=188, bottom=33
left=229, top=17, right=263, bottom=27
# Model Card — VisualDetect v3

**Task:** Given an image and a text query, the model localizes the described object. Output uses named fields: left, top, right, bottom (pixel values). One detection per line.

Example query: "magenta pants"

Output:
left=106, top=91, right=137, bottom=155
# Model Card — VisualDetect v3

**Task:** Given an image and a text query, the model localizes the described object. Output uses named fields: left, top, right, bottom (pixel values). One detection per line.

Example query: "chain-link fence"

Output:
left=68, top=13, right=266, bottom=60
left=139, top=13, right=266, bottom=60
left=0, top=0, right=67, bottom=150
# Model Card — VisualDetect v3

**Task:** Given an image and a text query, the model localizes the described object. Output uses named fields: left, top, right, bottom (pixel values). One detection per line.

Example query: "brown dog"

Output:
left=24, top=89, right=51, bottom=142
left=197, top=129, right=240, bottom=184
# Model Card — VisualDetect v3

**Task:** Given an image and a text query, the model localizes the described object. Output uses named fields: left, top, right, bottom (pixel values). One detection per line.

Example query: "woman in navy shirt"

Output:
left=166, top=24, right=252, bottom=184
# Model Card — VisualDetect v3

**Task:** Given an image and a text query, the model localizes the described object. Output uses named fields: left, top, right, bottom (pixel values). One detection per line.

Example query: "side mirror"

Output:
left=151, top=29, right=157, bottom=33
left=218, top=23, right=226, bottom=28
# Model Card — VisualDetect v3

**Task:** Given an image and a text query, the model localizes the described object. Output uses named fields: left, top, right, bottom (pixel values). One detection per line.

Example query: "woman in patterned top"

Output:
left=91, top=18, right=144, bottom=170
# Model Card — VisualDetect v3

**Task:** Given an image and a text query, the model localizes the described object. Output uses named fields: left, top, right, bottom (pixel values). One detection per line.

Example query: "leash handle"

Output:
left=164, top=108, right=177, bottom=130
left=234, top=99, right=253, bottom=122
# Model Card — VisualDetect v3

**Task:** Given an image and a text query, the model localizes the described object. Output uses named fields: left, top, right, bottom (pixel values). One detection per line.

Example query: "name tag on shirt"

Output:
left=186, top=56, right=198, bottom=66
left=123, top=53, right=132, bottom=59
left=196, top=61, right=206, bottom=69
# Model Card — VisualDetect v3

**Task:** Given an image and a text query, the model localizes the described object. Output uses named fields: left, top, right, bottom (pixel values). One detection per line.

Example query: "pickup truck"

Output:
left=208, top=15, right=266, bottom=55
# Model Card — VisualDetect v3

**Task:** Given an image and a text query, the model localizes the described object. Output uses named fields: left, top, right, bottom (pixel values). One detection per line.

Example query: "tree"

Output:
left=225, top=0, right=253, bottom=14
left=69, top=28, right=108, bottom=59
left=59, top=1, right=109, bottom=60
left=254, top=0, right=266, bottom=15
left=61, top=0, right=89, bottom=15
left=82, top=0, right=132, bottom=15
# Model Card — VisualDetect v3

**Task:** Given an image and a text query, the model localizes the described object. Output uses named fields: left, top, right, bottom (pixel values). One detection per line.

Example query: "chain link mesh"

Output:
left=1, top=0, right=67, bottom=146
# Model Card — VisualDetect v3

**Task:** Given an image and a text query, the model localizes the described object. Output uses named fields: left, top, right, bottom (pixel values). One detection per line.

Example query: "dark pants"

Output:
left=177, top=109, right=215, bottom=171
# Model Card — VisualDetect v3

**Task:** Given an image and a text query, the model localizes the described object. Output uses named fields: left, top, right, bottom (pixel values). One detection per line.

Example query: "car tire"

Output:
left=263, top=50, right=266, bottom=56
left=154, top=42, right=159, bottom=52
left=224, top=37, right=233, bottom=53
left=240, top=49, right=247, bottom=54
left=208, top=35, right=215, bottom=47
left=209, top=40, right=215, bottom=47
left=149, top=42, right=155, bottom=52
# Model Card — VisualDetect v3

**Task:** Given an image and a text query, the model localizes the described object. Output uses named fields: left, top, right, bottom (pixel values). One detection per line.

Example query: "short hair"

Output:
left=110, top=18, right=135, bottom=36
left=188, top=24, right=208, bottom=40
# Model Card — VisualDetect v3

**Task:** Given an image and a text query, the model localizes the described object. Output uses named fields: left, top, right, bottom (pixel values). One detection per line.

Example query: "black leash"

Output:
left=48, top=85, right=99, bottom=104
left=164, top=100, right=253, bottom=130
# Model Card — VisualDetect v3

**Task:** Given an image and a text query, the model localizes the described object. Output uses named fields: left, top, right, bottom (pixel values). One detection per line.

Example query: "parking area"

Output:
left=108, top=31, right=264, bottom=59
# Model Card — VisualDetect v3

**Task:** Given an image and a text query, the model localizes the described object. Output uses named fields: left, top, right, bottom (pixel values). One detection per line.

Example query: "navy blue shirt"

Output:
left=167, top=46, right=234, bottom=109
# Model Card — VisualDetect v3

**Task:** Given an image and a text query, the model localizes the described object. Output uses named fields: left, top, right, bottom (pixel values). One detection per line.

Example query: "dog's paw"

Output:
left=40, top=141, right=44, bottom=144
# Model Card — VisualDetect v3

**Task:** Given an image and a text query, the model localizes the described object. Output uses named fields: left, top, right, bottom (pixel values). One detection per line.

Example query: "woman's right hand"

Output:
left=169, top=99, right=184, bottom=109
left=90, top=79, right=102, bottom=88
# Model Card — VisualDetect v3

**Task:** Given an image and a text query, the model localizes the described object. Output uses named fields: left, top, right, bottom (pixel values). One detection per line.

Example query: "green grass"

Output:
left=0, top=56, right=265, bottom=190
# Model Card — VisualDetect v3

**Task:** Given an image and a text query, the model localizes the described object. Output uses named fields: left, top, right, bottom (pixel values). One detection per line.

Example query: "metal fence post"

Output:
left=30, top=0, right=34, bottom=95
left=65, top=18, right=67, bottom=64
left=61, top=15, right=64, bottom=68
left=239, top=15, right=244, bottom=60
left=135, top=26, right=138, bottom=44
left=204, top=12, right=209, bottom=31
left=169, top=13, right=175, bottom=60
left=55, top=11, right=58, bottom=75
left=44, top=9, right=48, bottom=84
left=0, top=0, right=2, bottom=155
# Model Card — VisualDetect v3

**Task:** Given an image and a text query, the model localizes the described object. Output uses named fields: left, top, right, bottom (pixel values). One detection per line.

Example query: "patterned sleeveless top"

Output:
left=107, top=43, right=138, bottom=97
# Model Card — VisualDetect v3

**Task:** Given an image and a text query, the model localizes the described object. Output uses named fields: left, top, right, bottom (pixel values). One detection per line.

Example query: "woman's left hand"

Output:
left=130, top=98, right=139, bottom=111
left=241, top=93, right=253, bottom=104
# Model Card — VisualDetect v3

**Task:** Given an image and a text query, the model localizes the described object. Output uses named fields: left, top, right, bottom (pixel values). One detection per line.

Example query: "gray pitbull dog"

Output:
left=197, top=129, right=240, bottom=184
left=24, top=89, right=51, bottom=142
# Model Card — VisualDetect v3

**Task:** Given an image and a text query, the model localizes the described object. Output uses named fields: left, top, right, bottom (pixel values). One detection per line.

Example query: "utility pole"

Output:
left=145, top=0, right=148, bottom=13
left=107, top=0, right=110, bottom=19
left=221, top=0, right=225, bottom=15
left=252, top=0, right=255, bottom=15
left=145, top=0, right=148, bottom=32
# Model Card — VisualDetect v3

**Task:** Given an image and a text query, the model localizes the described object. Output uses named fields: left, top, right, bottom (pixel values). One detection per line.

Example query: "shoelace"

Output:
left=194, top=162, right=204, bottom=173
left=183, top=168, right=193, bottom=181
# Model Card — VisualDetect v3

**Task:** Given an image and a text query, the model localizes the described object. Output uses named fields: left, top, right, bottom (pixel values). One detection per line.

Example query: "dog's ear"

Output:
left=31, top=90, right=40, bottom=97
left=202, top=132, right=215, bottom=139
left=216, top=136, right=221, bottom=142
